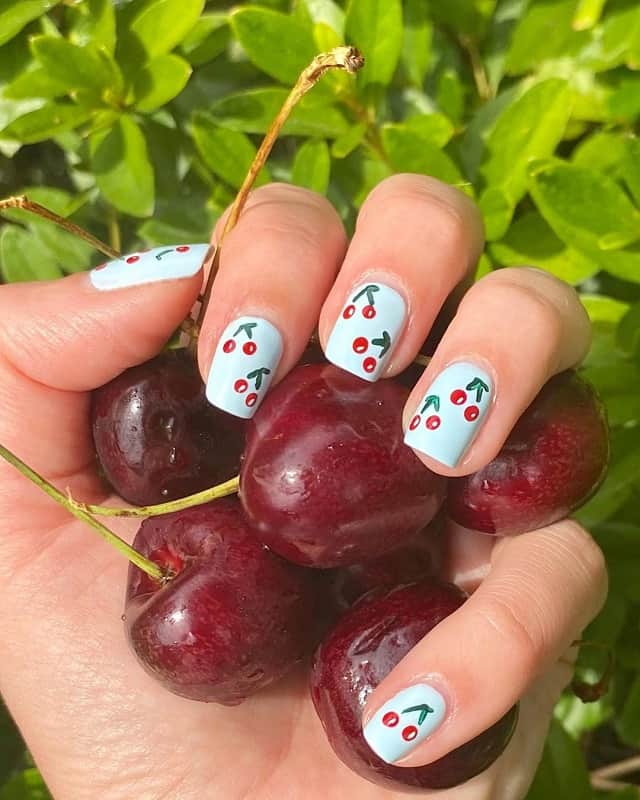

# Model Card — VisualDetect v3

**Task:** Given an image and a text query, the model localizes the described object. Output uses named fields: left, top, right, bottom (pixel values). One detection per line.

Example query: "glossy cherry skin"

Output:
left=92, top=349, right=245, bottom=505
left=310, top=582, right=518, bottom=790
left=240, top=363, right=446, bottom=568
left=447, top=370, right=609, bottom=535
left=326, top=513, right=445, bottom=615
left=125, top=498, right=322, bottom=704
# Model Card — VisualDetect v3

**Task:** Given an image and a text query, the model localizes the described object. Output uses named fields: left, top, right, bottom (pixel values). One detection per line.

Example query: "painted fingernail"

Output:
left=206, top=316, right=282, bottom=419
left=90, top=244, right=208, bottom=291
left=363, top=684, right=447, bottom=764
left=404, top=362, right=493, bottom=467
left=325, top=281, right=406, bottom=382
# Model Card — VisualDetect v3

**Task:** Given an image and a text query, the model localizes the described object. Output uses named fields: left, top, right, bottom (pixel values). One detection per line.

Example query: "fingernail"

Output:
left=325, top=281, right=406, bottom=382
left=363, top=684, right=447, bottom=764
left=90, top=244, right=208, bottom=291
left=206, top=316, right=282, bottom=419
left=404, top=362, right=493, bottom=467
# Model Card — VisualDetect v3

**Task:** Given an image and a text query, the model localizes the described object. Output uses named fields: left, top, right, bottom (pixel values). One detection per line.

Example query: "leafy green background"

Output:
left=0, top=0, right=639, bottom=797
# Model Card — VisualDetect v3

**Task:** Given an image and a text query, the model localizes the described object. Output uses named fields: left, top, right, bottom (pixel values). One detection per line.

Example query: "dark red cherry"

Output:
left=447, top=370, right=609, bottom=535
left=325, top=514, right=444, bottom=615
left=91, top=349, right=245, bottom=506
left=240, top=364, right=446, bottom=567
left=310, top=581, right=518, bottom=790
left=125, top=499, right=322, bottom=704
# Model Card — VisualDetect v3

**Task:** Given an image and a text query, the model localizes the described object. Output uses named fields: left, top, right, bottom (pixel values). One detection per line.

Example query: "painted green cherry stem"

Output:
left=0, top=443, right=165, bottom=581
left=71, top=475, right=240, bottom=518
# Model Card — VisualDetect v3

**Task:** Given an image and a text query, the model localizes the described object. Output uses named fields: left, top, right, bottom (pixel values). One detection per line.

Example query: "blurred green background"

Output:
left=1, top=0, right=639, bottom=797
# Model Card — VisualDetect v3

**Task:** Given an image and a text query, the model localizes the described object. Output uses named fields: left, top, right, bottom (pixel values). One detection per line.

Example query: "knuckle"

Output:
left=474, top=592, right=546, bottom=676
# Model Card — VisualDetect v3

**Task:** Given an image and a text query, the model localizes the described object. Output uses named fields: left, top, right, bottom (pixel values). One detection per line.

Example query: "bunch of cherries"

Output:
left=90, top=340, right=608, bottom=792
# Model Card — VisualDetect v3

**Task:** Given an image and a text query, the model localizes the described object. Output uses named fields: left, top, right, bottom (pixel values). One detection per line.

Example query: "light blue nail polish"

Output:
left=363, top=684, right=447, bottom=764
left=90, top=244, right=208, bottom=290
left=404, top=362, right=493, bottom=467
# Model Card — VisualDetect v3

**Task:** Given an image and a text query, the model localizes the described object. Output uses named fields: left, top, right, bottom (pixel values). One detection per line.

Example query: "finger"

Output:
left=0, top=248, right=204, bottom=514
left=318, top=174, right=484, bottom=382
left=403, top=267, right=592, bottom=473
left=361, top=519, right=607, bottom=768
left=197, top=183, right=347, bottom=418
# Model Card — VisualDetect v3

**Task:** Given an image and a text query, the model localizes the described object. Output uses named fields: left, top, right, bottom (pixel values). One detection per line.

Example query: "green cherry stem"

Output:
left=74, top=475, right=240, bottom=519
left=0, top=443, right=165, bottom=581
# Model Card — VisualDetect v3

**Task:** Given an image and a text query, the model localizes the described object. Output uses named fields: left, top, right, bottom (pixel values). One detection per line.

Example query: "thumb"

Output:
left=0, top=246, right=205, bottom=514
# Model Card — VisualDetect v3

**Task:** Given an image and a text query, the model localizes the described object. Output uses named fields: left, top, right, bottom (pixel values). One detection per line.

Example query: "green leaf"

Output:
left=505, top=0, right=590, bottom=75
left=426, top=0, right=496, bottom=37
left=607, top=77, right=640, bottom=123
left=525, top=720, right=592, bottom=800
left=208, top=88, right=350, bottom=138
left=180, top=13, right=230, bottom=66
left=292, top=138, right=331, bottom=194
left=331, top=121, right=367, bottom=159
left=529, top=160, right=640, bottom=259
left=345, top=0, right=403, bottom=89
left=436, top=68, right=465, bottom=124
left=479, top=186, right=513, bottom=242
left=0, top=226, right=63, bottom=282
left=31, top=36, right=122, bottom=96
left=490, top=212, right=598, bottom=284
left=572, top=130, right=628, bottom=174
left=126, top=0, right=205, bottom=62
left=231, top=7, right=316, bottom=85
left=0, top=103, right=92, bottom=144
left=4, top=68, right=69, bottom=101
left=618, top=674, right=640, bottom=746
left=401, top=0, right=432, bottom=87
left=0, top=768, right=51, bottom=800
left=298, top=0, right=345, bottom=35
left=192, top=113, right=269, bottom=189
left=622, top=138, right=640, bottom=207
left=573, top=0, right=607, bottom=31
left=403, top=113, right=454, bottom=148
left=582, top=295, right=631, bottom=325
left=133, top=54, right=192, bottom=113
left=481, top=79, right=572, bottom=207
left=90, top=115, right=155, bottom=217
left=617, top=303, right=640, bottom=356
left=382, top=124, right=464, bottom=186
left=68, top=0, right=116, bottom=54
left=0, top=0, right=59, bottom=48
left=0, top=702, right=23, bottom=786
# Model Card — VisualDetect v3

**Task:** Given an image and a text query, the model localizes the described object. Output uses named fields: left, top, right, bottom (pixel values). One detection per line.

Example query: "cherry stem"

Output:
left=193, top=46, right=364, bottom=334
left=0, top=196, right=120, bottom=259
left=0, top=444, right=165, bottom=582
left=570, top=638, right=614, bottom=703
left=72, top=475, right=240, bottom=518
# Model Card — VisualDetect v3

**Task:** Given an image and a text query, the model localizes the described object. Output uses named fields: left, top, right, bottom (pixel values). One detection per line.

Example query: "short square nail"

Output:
left=89, top=244, right=208, bottom=291
left=206, top=316, right=282, bottom=419
left=404, top=362, right=493, bottom=468
left=325, top=281, right=406, bottom=382
left=363, top=684, right=447, bottom=764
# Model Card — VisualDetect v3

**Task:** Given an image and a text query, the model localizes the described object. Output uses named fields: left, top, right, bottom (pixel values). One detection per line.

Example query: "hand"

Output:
left=0, top=175, right=606, bottom=800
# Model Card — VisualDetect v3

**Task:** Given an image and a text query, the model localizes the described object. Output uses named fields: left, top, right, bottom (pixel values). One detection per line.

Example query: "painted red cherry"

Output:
left=363, top=357, right=377, bottom=373
left=464, top=405, right=479, bottom=422
left=409, top=415, right=421, bottom=431
left=426, top=415, right=441, bottom=430
left=362, top=305, right=376, bottom=319
left=343, top=304, right=356, bottom=319
left=126, top=255, right=140, bottom=264
left=223, top=339, right=236, bottom=353
left=246, top=392, right=258, bottom=407
left=176, top=245, right=190, bottom=252
left=353, top=337, right=368, bottom=354
left=402, top=725, right=418, bottom=742
left=234, top=379, right=248, bottom=394
left=243, top=341, right=257, bottom=355
left=383, top=712, right=399, bottom=728
left=451, top=389, right=467, bottom=405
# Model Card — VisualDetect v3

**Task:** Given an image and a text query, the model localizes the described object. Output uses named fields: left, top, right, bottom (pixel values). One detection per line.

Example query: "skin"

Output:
left=0, top=176, right=606, bottom=799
